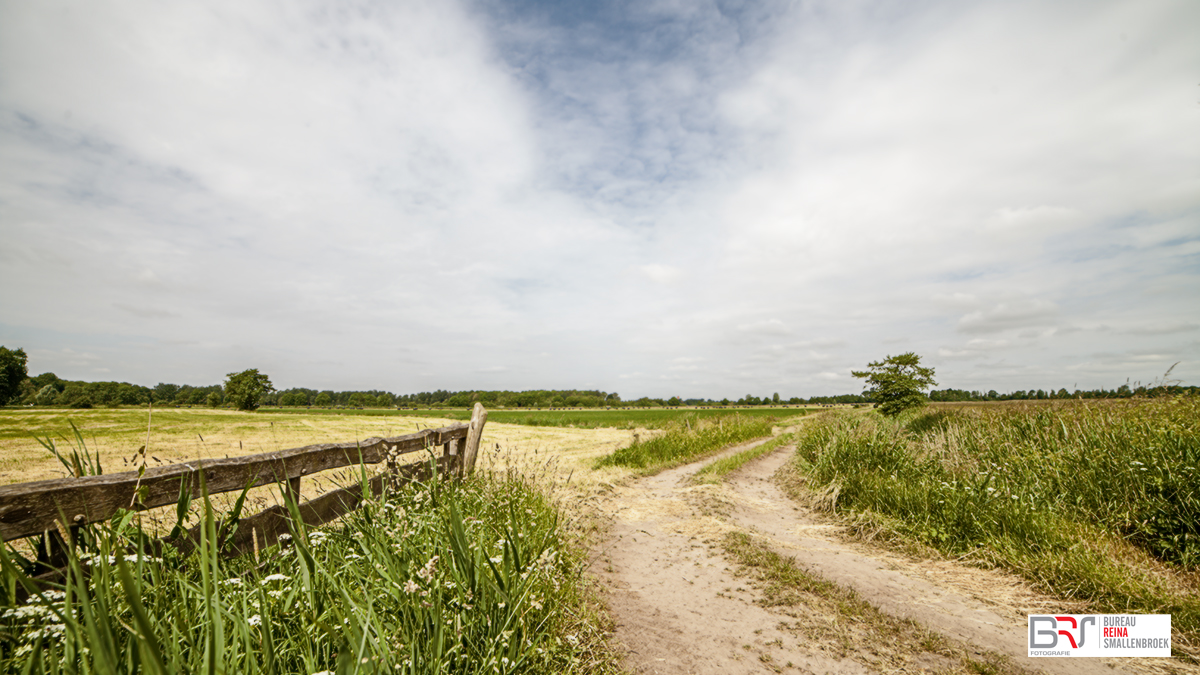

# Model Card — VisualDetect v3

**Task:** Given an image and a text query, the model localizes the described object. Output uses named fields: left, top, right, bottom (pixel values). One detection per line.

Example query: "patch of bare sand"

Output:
left=591, top=434, right=1199, bottom=675
left=721, top=447, right=1195, bottom=675
left=593, top=440, right=876, bottom=674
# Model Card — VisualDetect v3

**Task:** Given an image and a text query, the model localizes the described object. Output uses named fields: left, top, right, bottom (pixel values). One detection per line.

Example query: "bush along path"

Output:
left=589, top=430, right=1184, bottom=675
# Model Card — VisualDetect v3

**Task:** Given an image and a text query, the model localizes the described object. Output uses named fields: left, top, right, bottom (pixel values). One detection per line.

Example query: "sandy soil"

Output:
left=591, top=440, right=1193, bottom=675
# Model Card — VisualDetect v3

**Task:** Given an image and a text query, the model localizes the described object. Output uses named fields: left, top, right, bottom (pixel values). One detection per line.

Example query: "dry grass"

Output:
left=0, top=408, right=646, bottom=548
left=0, top=408, right=638, bottom=486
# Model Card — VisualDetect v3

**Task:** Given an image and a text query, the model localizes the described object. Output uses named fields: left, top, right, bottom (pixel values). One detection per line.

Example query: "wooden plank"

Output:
left=285, top=476, right=302, bottom=506
left=461, top=403, right=488, bottom=475
left=0, top=424, right=468, bottom=542
left=172, top=456, right=455, bottom=558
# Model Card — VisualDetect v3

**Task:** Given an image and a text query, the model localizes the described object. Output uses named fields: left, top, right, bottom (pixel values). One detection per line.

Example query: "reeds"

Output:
left=0, top=452, right=610, bottom=674
left=786, top=397, right=1200, bottom=645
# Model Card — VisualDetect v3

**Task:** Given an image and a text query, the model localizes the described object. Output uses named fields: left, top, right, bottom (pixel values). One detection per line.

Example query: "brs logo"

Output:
left=1029, top=615, right=1097, bottom=649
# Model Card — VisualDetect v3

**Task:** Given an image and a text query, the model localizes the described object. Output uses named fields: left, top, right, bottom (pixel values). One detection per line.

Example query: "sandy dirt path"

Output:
left=592, top=439, right=1182, bottom=675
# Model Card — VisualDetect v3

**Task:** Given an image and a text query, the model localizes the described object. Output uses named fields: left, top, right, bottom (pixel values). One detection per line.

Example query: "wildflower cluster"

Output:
left=0, top=459, right=608, bottom=675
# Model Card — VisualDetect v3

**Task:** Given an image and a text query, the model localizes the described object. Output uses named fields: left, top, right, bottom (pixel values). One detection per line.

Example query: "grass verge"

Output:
left=720, top=530, right=1029, bottom=674
left=0, top=461, right=618, bottom=674
left=782, top=398, right=1200, bottom=656
left=691, top=434, right=795, bottom=485
left=593, top=415, right=777, bottom=474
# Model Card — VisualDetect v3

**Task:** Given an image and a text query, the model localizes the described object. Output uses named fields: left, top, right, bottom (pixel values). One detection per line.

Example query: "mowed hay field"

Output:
left=0, top=408, right=634, bottom=675
left=0, top=408, right=642, bottom=491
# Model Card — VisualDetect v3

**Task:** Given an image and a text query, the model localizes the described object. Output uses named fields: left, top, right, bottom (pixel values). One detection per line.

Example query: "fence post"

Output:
left=461, top=403, right=488, bottom=475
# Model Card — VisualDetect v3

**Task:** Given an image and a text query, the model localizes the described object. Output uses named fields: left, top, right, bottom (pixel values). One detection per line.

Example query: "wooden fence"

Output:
left=0, top=403, right=489, bottom=566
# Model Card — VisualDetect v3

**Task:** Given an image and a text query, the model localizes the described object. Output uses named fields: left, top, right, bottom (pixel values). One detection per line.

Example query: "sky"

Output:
left=1, top=0, right=1197, bottom=399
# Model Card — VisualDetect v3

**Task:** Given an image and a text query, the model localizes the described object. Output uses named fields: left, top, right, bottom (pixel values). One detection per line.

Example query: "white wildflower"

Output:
left=261, top=574, right=290, bottom=585
left=3, top=606, right=49, bottom=620
left=247, top=614, right=261, bottom=627
left=416, top=555, right=438, bottom=582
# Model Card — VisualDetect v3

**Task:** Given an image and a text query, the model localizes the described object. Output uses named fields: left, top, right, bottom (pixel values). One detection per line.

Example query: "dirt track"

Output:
left=591, top=438, right=1188, bottom=675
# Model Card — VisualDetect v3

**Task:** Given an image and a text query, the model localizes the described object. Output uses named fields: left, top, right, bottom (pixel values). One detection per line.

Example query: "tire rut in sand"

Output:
left=593, top=438, right=1170, bottom=675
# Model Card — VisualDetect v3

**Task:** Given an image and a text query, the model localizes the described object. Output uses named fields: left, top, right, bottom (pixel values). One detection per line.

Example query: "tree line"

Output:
left=928, top=384, right=1198, bottom=401
left=1, top=345, right=1192, bottom=410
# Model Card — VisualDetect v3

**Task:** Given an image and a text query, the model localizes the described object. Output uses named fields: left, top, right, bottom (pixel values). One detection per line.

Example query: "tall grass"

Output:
left=785, top=397, right=1200, bottom=645
left=0, top=458, right=613, bottom=674
left=594, top=415, right=777, bottom=473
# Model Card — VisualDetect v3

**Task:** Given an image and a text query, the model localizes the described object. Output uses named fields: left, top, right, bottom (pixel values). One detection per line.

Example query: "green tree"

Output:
left=0, top=346, right=28, bottom=406
left=36, top=384, right=59, bottom=406
left=153, top=382, right=180, bottom=403
left=851, top=352, right=937, bottom=417
left=315, top=392, right=333, bottom=407
left=207, top=391, right=223, bottom=408
left=223, top=369, right=274, bottom=411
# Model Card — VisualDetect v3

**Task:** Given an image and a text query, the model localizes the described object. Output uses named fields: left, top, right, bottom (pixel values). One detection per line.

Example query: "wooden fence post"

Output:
left=461, top=403, right=488, bottom=475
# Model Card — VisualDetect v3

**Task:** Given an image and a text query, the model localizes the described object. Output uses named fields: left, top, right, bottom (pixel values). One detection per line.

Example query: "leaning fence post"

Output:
left=461, top=403, right=488, bottom=475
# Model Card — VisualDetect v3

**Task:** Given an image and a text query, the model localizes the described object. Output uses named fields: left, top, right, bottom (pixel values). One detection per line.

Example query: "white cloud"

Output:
left=736, top=319, right=790, bottom=336
left=1124, top=322, right=1199, bottom=336
left=2, top=0, right=1197, bottom=397
left=983, top=206, right=1083, bottom=242
left=639, top=264, right=682, bottom=285
left=957, top=300, right=1059, bottom=335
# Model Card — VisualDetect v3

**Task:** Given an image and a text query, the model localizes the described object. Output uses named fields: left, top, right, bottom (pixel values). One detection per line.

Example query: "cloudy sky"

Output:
left=1, top=0, right=1197, bottom=399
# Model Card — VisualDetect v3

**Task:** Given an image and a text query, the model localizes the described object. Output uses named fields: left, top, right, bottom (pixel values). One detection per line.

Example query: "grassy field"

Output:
left=259, top=406, right=805, bottom=429
left=782, top=397, right=1200, bottom=651
left=0, top=408, right=641, bottom=488
left=0, top=407, right=639, bottom=673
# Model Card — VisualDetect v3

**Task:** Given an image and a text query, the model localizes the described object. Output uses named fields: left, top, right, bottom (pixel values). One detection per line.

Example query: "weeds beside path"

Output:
left=593, top=414, right=779, bottom=474
left=785, top=401, right=1200, bottom=656
left=591, top=426, right=1188, bottom=675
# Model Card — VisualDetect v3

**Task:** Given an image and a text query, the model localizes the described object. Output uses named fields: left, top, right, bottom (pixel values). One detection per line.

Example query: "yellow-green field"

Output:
left=0, top=408, right=640, bottom=490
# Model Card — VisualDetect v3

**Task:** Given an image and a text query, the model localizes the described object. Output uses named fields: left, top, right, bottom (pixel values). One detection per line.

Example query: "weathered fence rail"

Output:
left=0, top=403, right=489, bottom=561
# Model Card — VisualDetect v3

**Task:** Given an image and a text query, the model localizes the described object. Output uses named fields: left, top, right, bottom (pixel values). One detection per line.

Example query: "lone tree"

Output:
left=223, top=369, right=274, bottom=411
left=0, top=346, right=28, bottom=406
left=852, top=352, right=937, bottom=417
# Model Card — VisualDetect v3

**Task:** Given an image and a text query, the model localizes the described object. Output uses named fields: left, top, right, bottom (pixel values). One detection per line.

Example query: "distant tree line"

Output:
left=1, top=345, right=1194, bottom=409
left=928, top=384, right=1198, bottom=402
